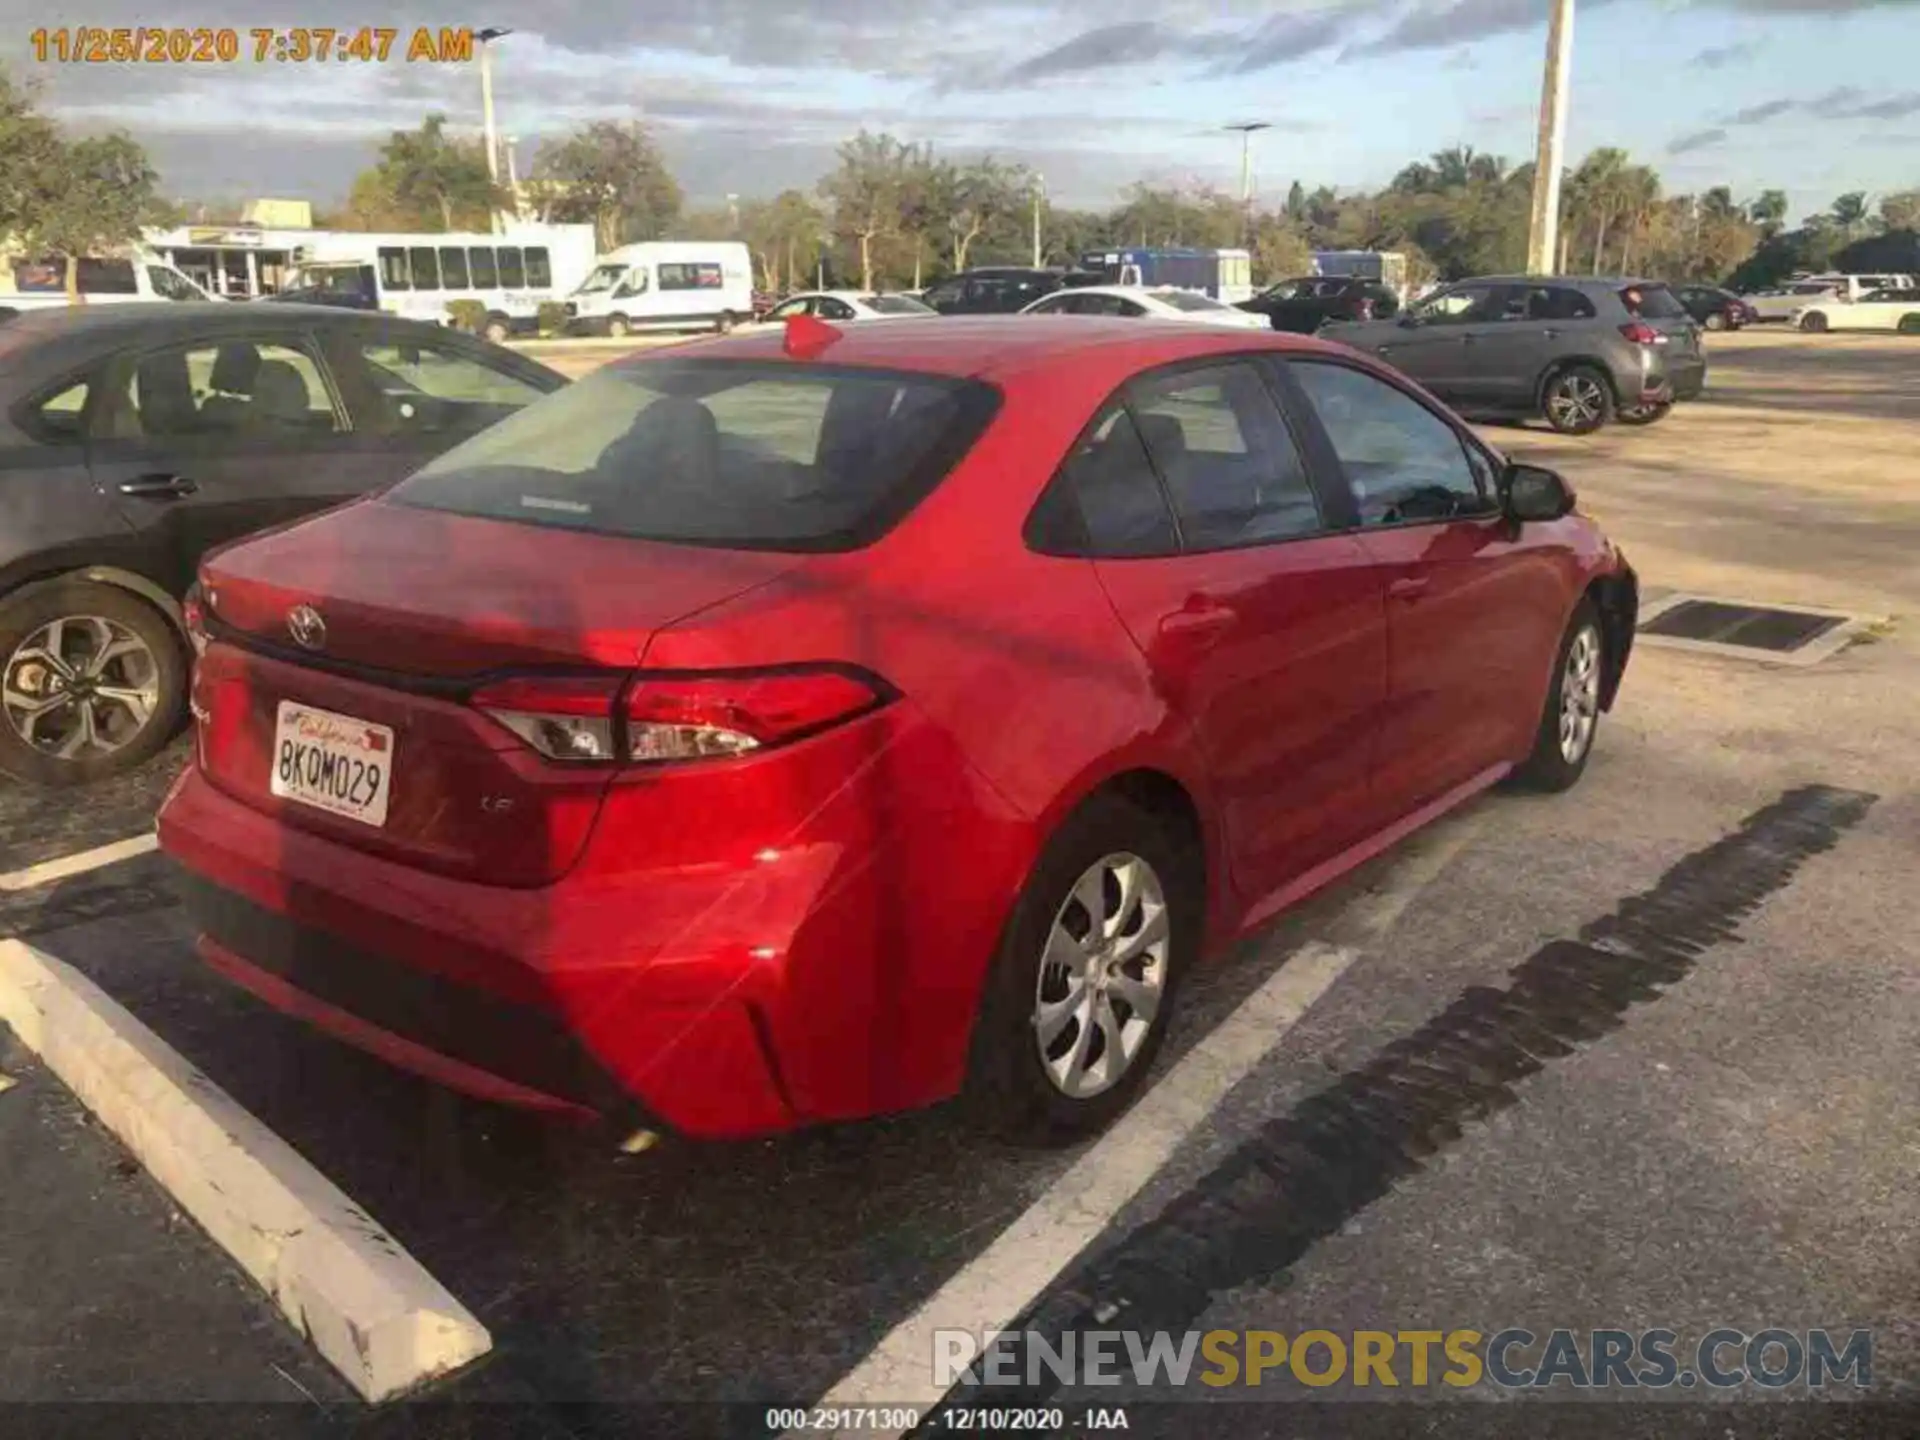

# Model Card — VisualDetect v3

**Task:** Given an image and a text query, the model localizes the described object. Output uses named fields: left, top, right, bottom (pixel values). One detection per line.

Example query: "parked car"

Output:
left=1019, top=284, right=1269, bottom=330
left=1325, top=276, right=1705, bottom=434
left=1743, top=281, right=1843, bottom=322
left=0, top=303, right=566, bottom=787
left=1672, top=284, right=1759, bottom=331
left=1238, top=275, right=1402, bottom=333
left=1791, top=287, right=1920, bottom=334
left=757, top=290, right=936, bottom=323
left=159, top=314, right=1638, bottom=1144
left=920, top=267, right=1100, bottom=315
left=1792, top=272, right=1917, bottom=305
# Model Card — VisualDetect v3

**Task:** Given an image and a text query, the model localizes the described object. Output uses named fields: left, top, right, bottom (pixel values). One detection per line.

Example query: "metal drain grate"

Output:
left=1634, top=594, right=1885, bottom=667
left=1641, top=600, right=1845, bottom=653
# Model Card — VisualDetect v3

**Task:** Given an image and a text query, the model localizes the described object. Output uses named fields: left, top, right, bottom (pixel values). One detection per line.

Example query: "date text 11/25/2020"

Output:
left=29, top=27, right=479, bottom=65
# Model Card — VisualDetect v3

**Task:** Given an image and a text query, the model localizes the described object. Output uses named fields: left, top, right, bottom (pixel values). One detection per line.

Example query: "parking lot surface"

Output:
left=1, top=329, right=1916, bottom=1433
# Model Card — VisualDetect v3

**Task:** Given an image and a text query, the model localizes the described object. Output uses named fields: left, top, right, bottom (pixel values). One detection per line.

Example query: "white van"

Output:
left=288, top=225, right=599, bottom=341
left=565, top=242, right=755, bottom=336
left=0, top=254, right=217, bottom=315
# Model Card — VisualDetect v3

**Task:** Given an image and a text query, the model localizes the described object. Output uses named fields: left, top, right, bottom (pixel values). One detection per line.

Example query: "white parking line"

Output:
left=0, top=939, right=490, bottom=1402
left=808, top=812, right=1488, bottom=1427
left=0, top=834, right=159, bottom=892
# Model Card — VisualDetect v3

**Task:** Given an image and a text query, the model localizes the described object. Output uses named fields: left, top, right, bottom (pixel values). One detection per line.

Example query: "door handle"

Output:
left=118, top=473, right=198, bottom=498
left=1161, top=602, right=1235, bottom=638
left=1541, top=328, right=1561, bottom=339
left=1388, top=576, right=1431, bottom=601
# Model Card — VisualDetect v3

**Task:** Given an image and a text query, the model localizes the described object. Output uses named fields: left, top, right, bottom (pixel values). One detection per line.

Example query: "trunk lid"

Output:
left=195, top=499, right=803, bottom=885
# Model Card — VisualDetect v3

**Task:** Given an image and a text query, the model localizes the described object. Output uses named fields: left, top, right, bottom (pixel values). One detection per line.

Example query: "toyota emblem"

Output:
left=287, top=604, right=327, bottom=651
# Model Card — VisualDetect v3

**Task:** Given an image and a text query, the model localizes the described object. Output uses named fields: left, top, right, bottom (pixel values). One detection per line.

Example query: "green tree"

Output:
left=941, top=159, right=1027, bottom=274
left=0, top=67, right=62, bottom=242
left=31, top=134, right=163, bottom=299
left=1828, top=191, right=1869, bottom=240
left=1748, top=189, right=1789, bottom=236
left=531, top=120, right=682, bottom=250
left=1569, top=147, right=1630, bottom=273
left=367, top=114, right=503, bottom=231
left=1878, top=190, right=1920, bottom=234
left=1284, top=180, right=1308, bottom=224
left=819, top=131, right=920, bottom=292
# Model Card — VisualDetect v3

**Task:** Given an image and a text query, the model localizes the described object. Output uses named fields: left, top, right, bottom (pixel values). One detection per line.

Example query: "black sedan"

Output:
left=1238, top=275, right=1401, bottom=333
left=1673, top=284, right=1759, bottom=331
left=0, top=303, right=565, bottom=787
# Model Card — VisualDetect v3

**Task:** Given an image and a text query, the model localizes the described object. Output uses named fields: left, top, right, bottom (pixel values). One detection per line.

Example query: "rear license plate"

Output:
left=270, top=701, right=394, bottom=827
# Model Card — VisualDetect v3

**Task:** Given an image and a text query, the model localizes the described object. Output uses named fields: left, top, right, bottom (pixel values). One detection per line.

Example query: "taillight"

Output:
left=470, top=667, right=889, bottom=766
left=1619, top=321, right=1663, bottom=346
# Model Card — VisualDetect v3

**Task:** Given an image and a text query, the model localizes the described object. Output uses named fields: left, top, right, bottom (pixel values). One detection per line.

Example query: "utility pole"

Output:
left=1031, top=173, right=1045, bottom=268
left=477, top=27, right=512, bottom=235
left=1524, top=0, right=1574, bottom=275
left=1225, top=122, right=1272, bottom=246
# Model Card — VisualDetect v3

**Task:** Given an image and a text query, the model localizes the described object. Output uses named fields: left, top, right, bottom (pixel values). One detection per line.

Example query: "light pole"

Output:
left=727, top=193, right=741, bottom=233
left=1225, top=121, right=1271, bottom=244
left=477, top=26, right=512, bottom=233
left=1525, top=0, right=1574, bottom=274
left=1031, top=172, right=1046, bottom=268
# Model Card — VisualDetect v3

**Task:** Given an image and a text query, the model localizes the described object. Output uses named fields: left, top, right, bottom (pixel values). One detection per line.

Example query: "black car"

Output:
left=1240, top=275, right=1401, bottom=333
left=918, top=267, right=1101, bottom=315
left=1672, top=284, right=1758, bottom=331
left=0, top=303, right=565, bottom=787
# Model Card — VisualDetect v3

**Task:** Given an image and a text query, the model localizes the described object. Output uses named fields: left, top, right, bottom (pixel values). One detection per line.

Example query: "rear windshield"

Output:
left=388, top=360, right=1001, bottom=552
left=864, top=294, right=933, bottom=315
left=1618, top=284, right=1688, bottom=320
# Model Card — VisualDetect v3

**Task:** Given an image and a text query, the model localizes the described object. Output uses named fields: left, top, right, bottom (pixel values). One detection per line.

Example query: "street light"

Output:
left=1525, top=0, right=1574, bottom=274
left=1031, top=172, right=1046, bottom=268
left=1224, top=122, right=1271, bottom=247
left=476, top=27, right=512, bottom=211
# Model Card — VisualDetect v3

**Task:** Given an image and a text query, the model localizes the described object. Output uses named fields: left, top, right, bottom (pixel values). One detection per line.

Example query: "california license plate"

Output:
left=270, top=701, right=393, bottom=827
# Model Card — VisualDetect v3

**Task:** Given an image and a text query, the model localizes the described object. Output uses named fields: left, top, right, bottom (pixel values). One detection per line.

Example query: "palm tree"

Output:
left=1570, top=148, right=1629, bottom=273
left=1829, top=191, right=1869, bottom=240
left=1616, top=165, right=1661, bottom=274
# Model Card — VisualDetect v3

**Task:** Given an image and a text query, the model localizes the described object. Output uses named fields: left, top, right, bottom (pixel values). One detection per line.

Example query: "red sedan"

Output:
left=158, top=315, right=1637, bottom=1142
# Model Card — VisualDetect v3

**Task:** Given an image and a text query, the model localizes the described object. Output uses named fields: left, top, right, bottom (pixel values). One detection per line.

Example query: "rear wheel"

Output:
left=965, top=792, right=1198, bottom=1144
left=1616, top=400, right=1673, bottom=426
left=0, top=580, right=186, bottom=788
left=1800, top=311, right=1829, bottom=334
left=1541, top=364, right=1615, bottom=435
left=1703, top=312, right=1727, bottom=331
left=482, top=314, right=510, bottom=344
left=1898, top=314, right=1920, bottom=336
left=606, top=313, right=632, bottom=338
left=714, top=311, right=737, bottom=334
left=1507, top=599, right=1605, bottom=793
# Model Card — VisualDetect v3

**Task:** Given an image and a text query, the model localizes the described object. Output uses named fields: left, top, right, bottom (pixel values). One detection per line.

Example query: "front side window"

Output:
left=146, top=266, right=202, bottom=302
left=1290, top=361, right=1490, bottom=526
left=658, top=262, right=723, bottom=291
left=1127, top=363, right=1323, bottom=550
left=378, top=247, right=410, bottom=291
left=357, top=340, right=547, bottom=412
left=389, top=360, right=999, bottom=552
left=765, top=297, right=812, bottom=320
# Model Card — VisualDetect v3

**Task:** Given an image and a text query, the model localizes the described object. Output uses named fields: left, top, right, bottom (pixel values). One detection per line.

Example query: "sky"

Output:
left=6, top=0, right=1918, bottom=224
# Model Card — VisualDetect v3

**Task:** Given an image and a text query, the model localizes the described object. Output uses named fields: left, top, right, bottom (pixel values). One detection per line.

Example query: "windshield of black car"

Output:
left=388, top=360, right=1001, bottom=552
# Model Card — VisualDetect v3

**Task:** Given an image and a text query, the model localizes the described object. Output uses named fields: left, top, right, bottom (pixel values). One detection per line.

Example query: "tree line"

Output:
left=5, top=57, right=1915, bottom=300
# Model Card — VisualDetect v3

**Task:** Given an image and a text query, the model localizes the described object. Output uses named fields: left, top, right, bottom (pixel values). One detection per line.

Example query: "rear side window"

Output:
left=1128, top=364, right=1323, bottom=549
left=389, top=361, right=1001, bottom=552
left=1508, top=286, right=1597, bottom=321
left=1037, top=406, right=1180, bottom=557
left=1619, top=284, right=1687, bottom=320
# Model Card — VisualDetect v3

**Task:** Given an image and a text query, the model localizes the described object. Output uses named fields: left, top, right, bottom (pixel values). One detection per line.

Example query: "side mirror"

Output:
left=1503, top=462, right=1575, bottom=523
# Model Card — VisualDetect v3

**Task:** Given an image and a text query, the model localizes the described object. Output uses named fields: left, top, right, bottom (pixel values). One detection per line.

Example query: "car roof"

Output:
left=0, top=301, right=437, bottom=344
left=1456, top=275, right=1659, bottom=290
left=1041, top=285, right=1165, bottom=300
left=619, top=313, right=1336, bottom=383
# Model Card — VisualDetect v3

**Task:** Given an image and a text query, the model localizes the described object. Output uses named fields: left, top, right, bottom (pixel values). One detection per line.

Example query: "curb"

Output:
left=0, top=938, right=491, bottom=1402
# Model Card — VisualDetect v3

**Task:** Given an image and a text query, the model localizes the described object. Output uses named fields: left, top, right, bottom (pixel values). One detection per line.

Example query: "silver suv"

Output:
left=1324, top=276, right=1705, bottom=435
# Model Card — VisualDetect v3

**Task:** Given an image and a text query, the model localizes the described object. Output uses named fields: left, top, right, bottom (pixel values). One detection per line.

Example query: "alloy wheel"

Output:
left=1032, top=851, right=1171, bottom=1100
left=2, top=615, right=162, bottom=760
left=1558, top=624, right=1602, bottom=765
left=1547, top=374, right=1606, bottom=430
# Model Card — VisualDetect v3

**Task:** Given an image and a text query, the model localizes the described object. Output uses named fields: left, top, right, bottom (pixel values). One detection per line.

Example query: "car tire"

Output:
left=714, top=311, right=736, bottom=334
left=0, top=579, right=187, bottom=788
left=1616, top=400, right=1673, bottom=426
left=1800, top=311, right=1829, bottom=334
left=1703, top=312, right=1727, bottom=331
left=964, top=791, right=1199, bottom=1145
left=483, top=314, right=510, bottom=344
left=1541, top=364, right=1615, bottom=436
left=1898, top=315, right=1920, bottom=336
left=1506, top=598, right=1605, bottom=794
left=607, top=314, right=631, bottom=338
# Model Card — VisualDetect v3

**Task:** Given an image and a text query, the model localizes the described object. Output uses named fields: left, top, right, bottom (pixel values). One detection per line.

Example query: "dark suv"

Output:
left=920, top=268, right=1098, bottom=315
left=1324, top=276, right=1705, bottom=434
left=1239, top=275, right=1401, bottom=332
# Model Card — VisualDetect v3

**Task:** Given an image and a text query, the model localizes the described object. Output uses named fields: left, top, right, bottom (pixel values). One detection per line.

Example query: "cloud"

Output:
left=1001, top=22, right=1179, bottom=84
left=1667, top=127, right=1730, bottom=155
left=1725, top=98, right=1799, bottom=123
left=1718, top=86, right=1920, bottom=127
left=1690, top=40, right=1761, bottom=68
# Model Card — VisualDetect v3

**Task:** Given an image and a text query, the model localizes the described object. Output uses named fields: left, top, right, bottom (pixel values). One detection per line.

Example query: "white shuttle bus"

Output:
left=564, top=241, right=755, bottom=336
left=287, top=224, right=598, bottom=340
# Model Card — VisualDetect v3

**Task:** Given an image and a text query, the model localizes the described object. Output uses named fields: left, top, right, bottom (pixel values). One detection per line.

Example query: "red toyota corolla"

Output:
left=158, top=315, right=1637, bottom=1142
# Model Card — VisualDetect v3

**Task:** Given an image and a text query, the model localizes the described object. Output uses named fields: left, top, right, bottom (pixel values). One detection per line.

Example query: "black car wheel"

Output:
left=482, top=314, right=511, bottom=344
left=1898, top=315, right=1920, bottom=336
left=1541, top=365, right=1615, bottom=435
left=1507, top=599, right=1606, bottom=793
left=0, top=579, right=187, bottom=788
left=1800, top=311, right=1829, bottom=334
left=1703, top=312, right=1727, bottom=331
left=607, top=314, right=631, bottom=338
